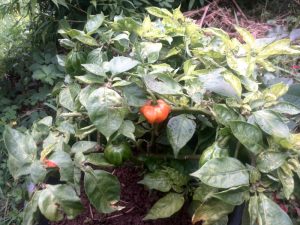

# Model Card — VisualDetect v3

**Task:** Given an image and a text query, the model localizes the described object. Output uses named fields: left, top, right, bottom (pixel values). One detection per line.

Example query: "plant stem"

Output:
left=97, top=132, right=101, bottom=146
left=60, top=112, right=84, bottom=117
left=146, top=89, right=157, bottom=103
left=147, top=124, right=156, bottom=152
left=172, top=107, right=212, bottom=116
left=138, top=153, right=200, bottom=160
left=234, top=142, right=241, bottom=158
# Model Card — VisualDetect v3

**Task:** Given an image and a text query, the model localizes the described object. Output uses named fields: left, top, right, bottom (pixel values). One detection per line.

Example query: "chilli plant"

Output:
left=3, top=7, right=300, bottom=225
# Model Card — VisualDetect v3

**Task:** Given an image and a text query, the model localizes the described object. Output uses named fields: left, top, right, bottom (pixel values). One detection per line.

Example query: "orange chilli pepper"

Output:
left=140, top=99, right=171, bottom=124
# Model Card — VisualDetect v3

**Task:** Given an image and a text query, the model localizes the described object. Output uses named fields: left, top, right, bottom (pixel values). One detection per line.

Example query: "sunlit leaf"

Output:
left=191, top=157, right=249, bottom=188
left=253, top=110, right=289, bottom=138
left=229, top=121, right=263, bottom=155
left=257, top=193, right=293, bottom=225
left=256, top=151, right=288, bottom=173
left=85, top=13, right=105, bottom=35
left=86, top=87, right=124, bottom=139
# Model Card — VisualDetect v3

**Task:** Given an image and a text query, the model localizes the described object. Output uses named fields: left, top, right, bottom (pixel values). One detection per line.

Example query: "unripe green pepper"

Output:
left=104, top=143, right=132, bottom=166
left=65, top=50, right=87, bottom=76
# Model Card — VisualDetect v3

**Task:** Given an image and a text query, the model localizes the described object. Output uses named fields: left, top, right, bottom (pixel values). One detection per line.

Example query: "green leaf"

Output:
left=109, top=56, right=139, bottom=76
left=256, top=59, right=276, bottom=72
left=146, top=7, right=173, bottom=18
left=256, top=151, right=288, bottom=173
left=204, top=28, right=231, bottom=47
left=282, top=84, right=300, bottom=107
left=183, top=59, right=197, bottom=77
left=248, top=194, right=258, bottom=225
left=229, top=121, right=263, bottom=155
left=74, top=32, right=98, bottom=46
left=287, top=158, right=300, bottom=179
left=258, top=39, right=300, bottom=59
left=32, top=65, right=64, bottom=85
left=139, top=167, right=188, bottom=193
left=213, top=104, right=239, bottom=126
left=71, top=141, right=97, bottom=154
left=278, top=163, right=294, bottom=199
left=7, top=156, right=32, bottom=179
left=79, top=85, right=96, bottom=108
left=263, top=83, right=288, bottom=100
left=59, top=38, right=75, bottom=49
left=138, top=170, right=172, bottom=192
left=143, top=193, right=184, bottom=220
left=247, top=164, right=261, bottom=184
left=212, top=186, right=249, bottom=205
left=85, top=153, right=113, bottom=167
left=122, top=83, right=148, bottom=107
left=30, top=161, right=47, bottom=184
left=51, top=0, right=68, bottom=8
left=59, top=86, right=78, bottom=111
left=136, top=42, right=162, bottom=63
left=253, top=110, right=289, bottom=138
left=144, top=73, right=182, bottom=95
left=118, top=120, right=135, bottom=141
left=75, top=74, right=105, bottom=84
left=75, top=125, right=97, bottom=140
left=257, top=193, right=293, bottom=225
left=85, top=13, right=105, bottom=35
left=67, top=29, right=98, bottom=46
left=86, top=87, right=124, bottom=139
left=191, top=157, right=249, bottom=188
left=167, top=115, right=196, bottom=158
left=38, top=184, right=83, bottom=221
left=84, top=169, right=121, bottom=213
left=81, top=64, right=106, bottom=76
left=223, top=72, right=242, bottom=98
left=240, top=76, right=259, bottom=92
left=192, top=199, right=234, bottom=225
left=268, top=102, right=300, bottom=115
left=86, top=48, right=107, bottom=65
left=226, top=53, right=252, bottom=77
left=23, top=191, right=41, bottom=225
left=49, top=150, right=74, bottom=183
left=3, top=127, right=37, bottom=162
left=199, top=69, right=241, bottom=98
left=57, top=121, right=76, bottom=134
left=235, top=26, right=255, bottom=46
left=193, top=183, right=218, bottom=202
left=3, top=127, right=37, bottom=178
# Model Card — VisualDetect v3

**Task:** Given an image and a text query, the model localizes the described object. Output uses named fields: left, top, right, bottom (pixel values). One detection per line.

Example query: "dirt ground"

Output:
left=50, top=166, right=194, bottom=225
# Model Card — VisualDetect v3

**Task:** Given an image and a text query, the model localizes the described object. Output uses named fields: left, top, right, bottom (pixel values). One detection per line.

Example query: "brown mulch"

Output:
left=50, top=166, right=193, bottom=225
left=184, top=0, right=272, bottom=39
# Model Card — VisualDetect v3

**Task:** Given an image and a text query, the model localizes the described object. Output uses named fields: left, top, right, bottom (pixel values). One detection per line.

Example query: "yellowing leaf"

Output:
left=263, top=83, right=289, bottom=101
left=235, top=26, right=255, bottom=47
left=223, top=72, right=242, bottom=98
left=258, top=39, right=300, bottom=59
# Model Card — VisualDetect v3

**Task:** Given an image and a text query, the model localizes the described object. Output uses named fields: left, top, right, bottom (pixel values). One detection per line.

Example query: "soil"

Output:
left=50, top=166, right=194, bottom=225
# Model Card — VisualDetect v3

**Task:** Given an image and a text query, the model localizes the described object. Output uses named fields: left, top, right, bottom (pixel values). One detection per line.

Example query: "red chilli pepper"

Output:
left=43, top=159, right=58, bottom=168
left=140, top=99, right=171, bottom=124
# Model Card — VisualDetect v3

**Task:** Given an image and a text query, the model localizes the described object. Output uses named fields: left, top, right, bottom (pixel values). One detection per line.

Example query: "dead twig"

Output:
left=89, top=204, right=94, bottom=219
left=184, top=0, right=272, bottom=39
left=199, top=5, right=210, bottom=28
left=231, top=0, right=248, bottom=20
